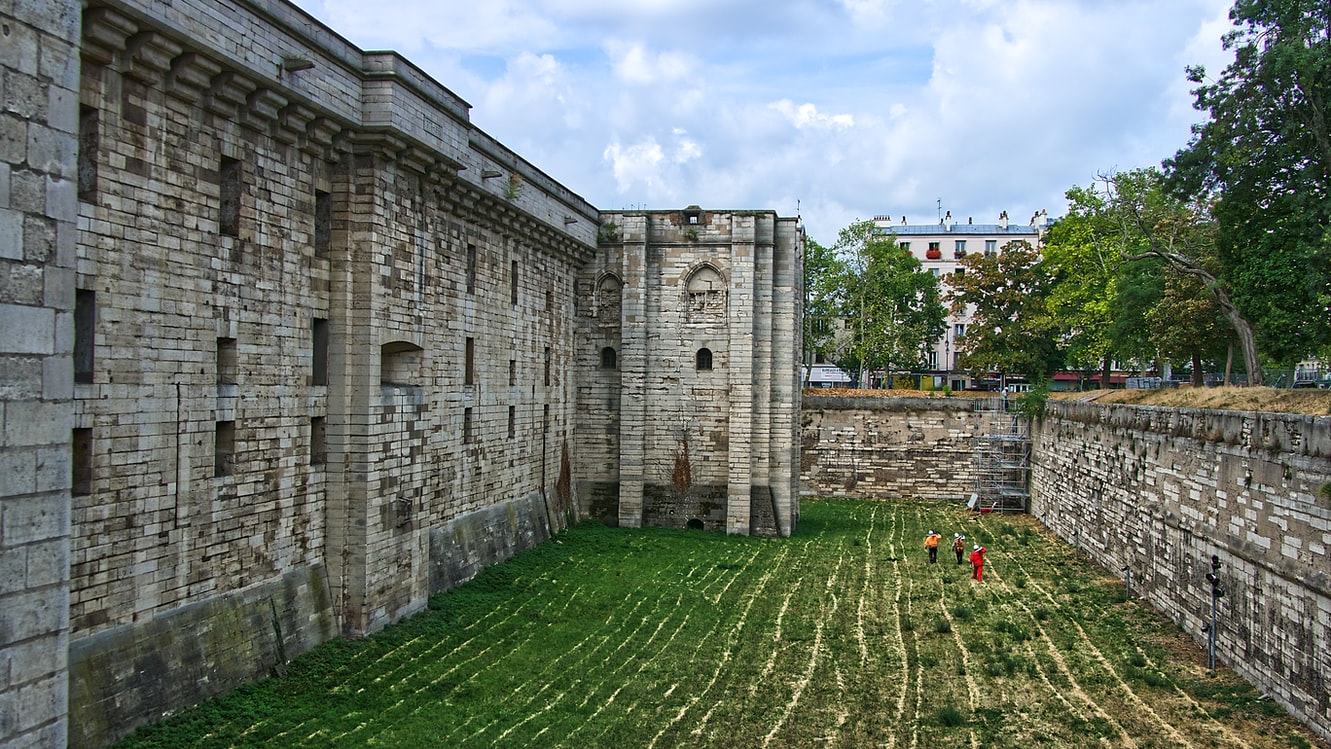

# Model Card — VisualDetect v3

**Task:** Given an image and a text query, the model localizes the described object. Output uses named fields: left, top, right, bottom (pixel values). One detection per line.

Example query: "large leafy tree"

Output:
left=1147, top=270, right=1233, bottom=384
left=832, top=220, right=946, bottom=385
left=948, top=239, right=1062, bottom=381
left=802, top=235, right=847, bottom=382
left=1165, top=0, right=1331, bottom=378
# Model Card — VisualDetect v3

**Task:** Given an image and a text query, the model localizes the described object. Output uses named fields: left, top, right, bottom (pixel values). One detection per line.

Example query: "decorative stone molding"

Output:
left=122, top=31, right=183, bottom=83
left=81, top=6, right=138, bottom=65
left=167, top=52, right=224, bottom=103
left=205, top=71, right=259, bottom=118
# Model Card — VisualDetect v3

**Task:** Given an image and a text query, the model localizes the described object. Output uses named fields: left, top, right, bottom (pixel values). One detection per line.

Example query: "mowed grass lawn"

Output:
left=117, top=499, right=1327, bottom=748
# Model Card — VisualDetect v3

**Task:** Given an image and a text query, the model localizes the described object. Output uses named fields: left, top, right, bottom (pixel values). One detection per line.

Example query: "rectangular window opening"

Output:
left=508, top=405, right=516, bottom=438
left=543, top=346, right=551, bottom=386
left=314, top=190, right=331, bottom=258
left=509, top=359, right=516, bottom=387
left=220, top=157, right=242, bottom=238
left=463, top=407, right=474, bottom=444
left=72, top=428, right=93, bottom=496
left=312, top=318, right=329, bottom=386
left=310, top=417, right=327, bottom=466
left=510, top=260, right=519, bottom=305
left=543, top=404, right=550, bottom=434
left=464, top=337, right=475, bottom=385
left=74, top=289, right=95, bottom=384
left=78, top=106, right=99, bottom=202
left=466, top=243, right=477, bottom=294
left=217, top=337, right=237, bottom=386
left=214, top=421, right=236, bottom=477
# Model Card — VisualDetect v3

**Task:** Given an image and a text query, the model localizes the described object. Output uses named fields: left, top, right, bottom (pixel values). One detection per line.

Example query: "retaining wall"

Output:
left=1030, top=400, right=1331, bottom=741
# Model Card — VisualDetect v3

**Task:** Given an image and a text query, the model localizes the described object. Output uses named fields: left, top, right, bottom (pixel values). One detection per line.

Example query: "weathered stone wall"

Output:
left=0, top=1, right=80, bottom=746
left=800, top=395, right=996, bottom=499
left=66, top=0, right=597, bottom=744
left=576, top=210, right=801, bottom=536
left=1030, top=401, right=1331, bottom=741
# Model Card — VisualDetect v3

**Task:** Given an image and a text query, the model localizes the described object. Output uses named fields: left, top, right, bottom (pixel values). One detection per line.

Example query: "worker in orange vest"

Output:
left=952, top=534, right=966, bottom=565
left=969, top=544, right=987, bottom=581
left=924, top=530, right=941, bottom=564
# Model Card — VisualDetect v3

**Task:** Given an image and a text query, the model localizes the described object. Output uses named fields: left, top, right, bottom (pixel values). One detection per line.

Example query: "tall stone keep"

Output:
left=576, top=208, right=803, bottom=537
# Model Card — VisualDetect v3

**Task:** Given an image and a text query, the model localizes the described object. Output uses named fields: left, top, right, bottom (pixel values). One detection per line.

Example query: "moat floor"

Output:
left=117, top=498, right=1327, bottom=748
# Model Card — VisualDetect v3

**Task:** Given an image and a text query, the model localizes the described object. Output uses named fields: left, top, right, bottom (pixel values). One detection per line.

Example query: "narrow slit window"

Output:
left=214, top=421, right=236, bottom=477
left=314, top=190, right=331, bottom=258
left=508, top=405, right=516, bottom=438
left=72, top=428, right=93, bottom=496
left=74, top=289, right=95, bottom=384
left=510, top=260, right=519, bottom=305
left=466, top=243, right=477, bottom=294
left=310, top=417, right=326, bottom=465
left=220, top=157, right=242, bottom=237
left=543, top=346, right=551, bottom=386
left=463, top=407, right=474, bottom=443
left=509, top=359, right=516, bottom=386
left=465, top=337, right=475, bottom=385
left=312, top=318, right=329, bottom=386
left=600, top=347, right=617, bottom=369
left=217, top=337, right=237, bottom=385
left=78, top=106, right=99, bottom=202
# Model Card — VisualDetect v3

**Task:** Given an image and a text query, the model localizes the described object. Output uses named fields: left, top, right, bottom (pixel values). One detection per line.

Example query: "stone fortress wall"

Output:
left=801, top=396, right=1331, bottom=741
left=1, top=0, right=802, bottom=746
left=576, top=210, right=801, bottom=537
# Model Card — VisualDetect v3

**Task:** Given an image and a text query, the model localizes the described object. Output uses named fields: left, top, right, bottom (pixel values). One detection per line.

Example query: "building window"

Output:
left=544, top=346, right=551, bottom=386
left=314, top=190, right=331, bottom=258
left=310, top=417, right=326, bottom=465
left=74, top=289, right=95, bottom=384
left=696, top=348, right=713, bottom=371
left=543, top=404, right=550, bottom=434
left=466, top=243, right=477, bottom=294
left=214, top=421, right=236, bottom=477
left=463, top=407, right=473, bottom=443
left=954, top=240, right=966, bottom=258
left=508, top=405, right=516, bottom=438
left=984, top=239, right=997, bottom=256
left=926, top=242, right=941, bottom=259
left=600, top=347, right=617, bottom=369
left=72, top=428, right=93, bottom=496
left=78, top=106, right=99, bottom=202
left=899, top=241, right=910, bottom=252
left=510, top=260, right=519, bottom=305
left=954, top=323, right=966, bottom=338
left=217, top=337, right=237, bottom=385
left=928, top=350, right=938, bottom=368
left=312, top=318, right=329, bottom=386
left=509, top=359, right=517, bottom=386
left=220, top=157, right=242, bottom=237
left=380, top=342, right=423, bottom=386
left=465, top=337, right=475, bottom=385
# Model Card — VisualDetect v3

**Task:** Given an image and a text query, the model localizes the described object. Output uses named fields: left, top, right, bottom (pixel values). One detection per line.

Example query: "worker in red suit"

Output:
left=969, top=544, right=987, bottom=581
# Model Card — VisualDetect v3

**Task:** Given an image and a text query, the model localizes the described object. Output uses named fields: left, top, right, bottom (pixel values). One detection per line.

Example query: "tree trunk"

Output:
left=1191, top=352, right=1203, bottom=386
left=1224, top=343, right=1234, bottom=385
left=1100, top=354, right=1112, bottom=389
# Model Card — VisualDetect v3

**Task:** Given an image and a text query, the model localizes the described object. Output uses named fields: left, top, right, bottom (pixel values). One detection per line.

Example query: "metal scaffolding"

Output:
left=970, top=396, right=1030, bottom=512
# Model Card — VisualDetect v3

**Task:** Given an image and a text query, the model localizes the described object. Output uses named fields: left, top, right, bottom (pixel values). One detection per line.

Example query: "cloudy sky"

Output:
left=290, top=0, right=1236, bottom=245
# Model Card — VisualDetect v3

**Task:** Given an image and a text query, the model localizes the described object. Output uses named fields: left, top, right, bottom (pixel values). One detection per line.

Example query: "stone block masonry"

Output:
left=0, top=0, right=803, bottom=745
left=0, top=1, right=80, bottom=747
left=1031, top=401, right=1331, bottom=742
left=802, top=395, right=1330, bottom=740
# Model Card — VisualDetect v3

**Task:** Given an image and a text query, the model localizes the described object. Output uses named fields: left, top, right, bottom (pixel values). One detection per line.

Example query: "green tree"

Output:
left=1147, top=270, right=1232, bottom=385
left=802, top=236, right=847, bottom=384
left=1165, top=0, right=1331, bottom=380
left=832, top=220, right=946, bottom=386
left=948, top=239, right=1062, bottom=381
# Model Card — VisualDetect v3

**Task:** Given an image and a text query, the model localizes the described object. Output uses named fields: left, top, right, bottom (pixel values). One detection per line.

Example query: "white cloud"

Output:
left=289, top=0, right=1236, bottom=244
left=605, top=40, right=697, bottom=85
left=770, top=100, right=855, bottom=131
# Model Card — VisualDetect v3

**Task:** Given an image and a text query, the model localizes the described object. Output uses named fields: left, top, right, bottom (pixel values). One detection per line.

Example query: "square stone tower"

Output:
left=576, top=207, right=802, bottom=536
